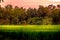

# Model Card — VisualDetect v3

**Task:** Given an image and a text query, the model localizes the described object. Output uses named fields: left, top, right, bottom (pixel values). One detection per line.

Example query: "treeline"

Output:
left=0, top=4, right=60, bottom=25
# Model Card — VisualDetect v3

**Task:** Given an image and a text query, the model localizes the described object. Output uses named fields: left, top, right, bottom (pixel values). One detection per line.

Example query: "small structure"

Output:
left=57, top=5, right=60, bottom=9
left=48, top=4, right=55, bottom=10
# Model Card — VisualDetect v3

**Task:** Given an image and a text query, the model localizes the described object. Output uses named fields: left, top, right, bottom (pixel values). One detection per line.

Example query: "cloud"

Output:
left=0, top=0, right=60, bottom=8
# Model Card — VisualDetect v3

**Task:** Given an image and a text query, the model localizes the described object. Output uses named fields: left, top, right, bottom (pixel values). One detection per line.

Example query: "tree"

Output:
left=27, top=8, right=34, bottom=18
left=0, top=0, right=4, bottom=3
left=37, top=5, right=45, bottom=18
left=33, top=8, right=37, bottom=17
left=52, top=9, right=60, bottom=24
left=27, top=17, right=43, bottom=25
left=42, top=16, right=52, bottom=25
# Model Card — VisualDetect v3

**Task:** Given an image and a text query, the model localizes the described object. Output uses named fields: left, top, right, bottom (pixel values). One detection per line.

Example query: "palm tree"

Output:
left=0, top=0, right=4, bottom=3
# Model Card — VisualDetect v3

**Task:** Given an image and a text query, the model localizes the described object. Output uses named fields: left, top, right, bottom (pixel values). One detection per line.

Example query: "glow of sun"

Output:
left=52, top=0, right=60, bottom=2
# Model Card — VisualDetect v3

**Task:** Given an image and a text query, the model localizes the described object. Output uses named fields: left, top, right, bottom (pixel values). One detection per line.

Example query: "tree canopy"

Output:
left=0, top=4, right=60, bottom=25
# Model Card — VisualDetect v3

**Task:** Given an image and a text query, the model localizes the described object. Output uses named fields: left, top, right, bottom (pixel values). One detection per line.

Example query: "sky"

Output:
left=0, top=0, right=60, bottom=8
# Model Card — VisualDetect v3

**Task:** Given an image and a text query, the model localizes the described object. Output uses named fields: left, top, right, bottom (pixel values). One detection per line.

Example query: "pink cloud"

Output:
left=0, top=0, right=60, bottom=8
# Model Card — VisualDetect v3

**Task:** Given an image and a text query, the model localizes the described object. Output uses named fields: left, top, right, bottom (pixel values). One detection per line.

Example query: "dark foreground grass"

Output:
left=0, top=25, right=60, bottom=40
left=0, top=30, right=60, bottom=40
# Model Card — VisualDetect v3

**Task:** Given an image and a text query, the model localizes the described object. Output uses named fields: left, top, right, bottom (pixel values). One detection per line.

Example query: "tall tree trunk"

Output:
left=0, top=0, right=4, bottom=3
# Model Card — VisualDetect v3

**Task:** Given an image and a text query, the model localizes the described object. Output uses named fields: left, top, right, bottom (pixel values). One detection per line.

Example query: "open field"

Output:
left=0, top=25, right=60, bottom=40
left=0, top=25, right=60, bottom=32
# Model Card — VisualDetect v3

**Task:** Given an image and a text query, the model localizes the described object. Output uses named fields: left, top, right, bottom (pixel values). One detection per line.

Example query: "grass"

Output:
left=0, top=25, right=60, bottom=40
left=0, top=25, right=60, bottom=32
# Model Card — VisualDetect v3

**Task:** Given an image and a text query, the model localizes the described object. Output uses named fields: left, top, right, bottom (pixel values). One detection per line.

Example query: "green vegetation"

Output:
left=0, top=25, right=60, bottom=32
left=0, top=5, right=60, bottom=25
left=0, top=4, right=60, bottom=40
left=0, top=25, right=60, bottom=40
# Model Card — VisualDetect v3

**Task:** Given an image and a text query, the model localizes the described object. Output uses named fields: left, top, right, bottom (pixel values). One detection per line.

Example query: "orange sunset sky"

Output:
left=0, top=0, right=60, bottom=8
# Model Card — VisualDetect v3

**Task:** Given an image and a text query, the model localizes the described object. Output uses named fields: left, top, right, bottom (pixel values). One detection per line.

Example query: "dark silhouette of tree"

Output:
left=37, top=5, right=46, bottom=18
left=0, top=0, right=4, bottom=3
left=0, top=4, right=60, bottom=25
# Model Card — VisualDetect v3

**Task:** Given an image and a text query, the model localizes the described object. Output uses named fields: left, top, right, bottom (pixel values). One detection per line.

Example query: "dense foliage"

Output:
left=0, top=5, right=60, bottom=25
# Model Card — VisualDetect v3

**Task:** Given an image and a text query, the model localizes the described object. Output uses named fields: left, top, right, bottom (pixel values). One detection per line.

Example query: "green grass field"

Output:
left=0, top=25, right=60, bottom=40
left=0, top=25, right=60, bottom=32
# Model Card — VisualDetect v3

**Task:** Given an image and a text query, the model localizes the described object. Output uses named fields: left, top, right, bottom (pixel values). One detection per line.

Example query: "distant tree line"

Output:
left=0, top=4, right=60, bottom=25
